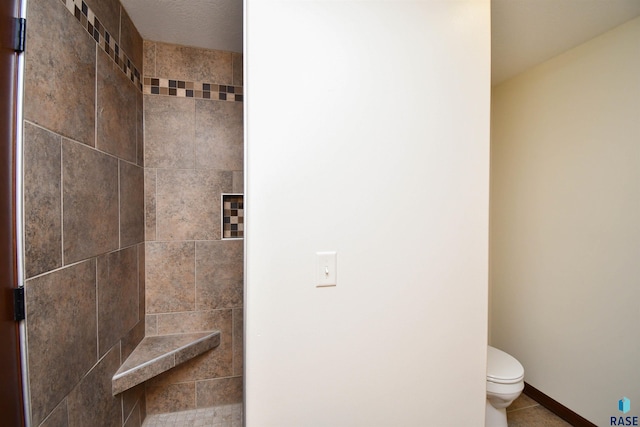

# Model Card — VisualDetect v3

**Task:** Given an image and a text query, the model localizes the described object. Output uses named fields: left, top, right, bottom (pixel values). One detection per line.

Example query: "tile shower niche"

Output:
left=222, top=194, right=244, bottom=239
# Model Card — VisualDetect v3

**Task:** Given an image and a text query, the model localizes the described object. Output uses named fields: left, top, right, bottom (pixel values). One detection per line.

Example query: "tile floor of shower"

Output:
left=142, top=394, right=570, bottom=427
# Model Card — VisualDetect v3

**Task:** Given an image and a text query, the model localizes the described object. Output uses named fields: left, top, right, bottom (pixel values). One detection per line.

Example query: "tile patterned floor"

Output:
left=508, top=394, right=573, bottom=426
left=141, top=394, right=568, bottom=426
left=142, top=404, right=242, bottom=427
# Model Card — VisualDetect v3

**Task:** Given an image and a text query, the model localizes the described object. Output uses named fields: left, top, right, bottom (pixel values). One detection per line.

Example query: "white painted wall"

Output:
left=244, top=1, right=490, bottom=425
left=490, top=16, right=640, bottom=426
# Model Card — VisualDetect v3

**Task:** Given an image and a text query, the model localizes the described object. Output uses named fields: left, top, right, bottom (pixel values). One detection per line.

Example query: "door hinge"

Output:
left=12, top=18, right=26, bottom=53
left=13, top=288, right=25, bottom=321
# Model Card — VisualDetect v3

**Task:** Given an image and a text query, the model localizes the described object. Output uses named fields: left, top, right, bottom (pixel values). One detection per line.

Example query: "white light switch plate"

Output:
left=316, top=251, right=337, bottom=287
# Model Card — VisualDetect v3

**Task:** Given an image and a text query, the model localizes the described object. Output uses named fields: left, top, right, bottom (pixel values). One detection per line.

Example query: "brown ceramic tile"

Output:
left=139, top=390, right=147, bottom=423
left=24, top=0, right=95, bottom=146
left=124, top=403, right=141, bottom=427
left=145, top=242, right=196, bottom=313
left=40, top=399, right=69, bottom=427
left=62, top=140, right=119, bottom=263
left=113, top=353, right=175, bottom=396
left=138, top=243, right=146, bottom=321
left=174, top=334, right=221, bottom=366
left=119, top=6, right=143, bottom=70
left=97, top=246, right=139, bottom=356
left=156, top=169, right=232, bottom=241
left=117, top=331, right=220, bottom=377
left=145, top=382, right=196, bottom=415
left=196, top=241, right=243, bottom=310
left=120, top=334, right=204, bottom=371
left=146, top=315, right=158, bottom=336
left=507, top=404, right=573, bottom=426
left=67, top=344, right=121, bottom=427
left=232, top=53, right=243, bottom=86
left=195, top=100, right=243, bottom=170
left=508, top=394, right=540, bottom=412
left=201, top=238, right=242, bottom=263
left=143, top=41, right=156, bottom=76
left=233, top=308, right=243, bottom=376
left=26, top=260, right=97, bottom=426
left=196, top=377, right=243, bottom=407
left=113, top=332, right=220, bottom=395
left=155, top=42, right=233, bottom=85
left=143, top=404, right=242, bottom=425
left=120, top=161, right=145, bottom=247
left=232, top=171, right=243, bottom=193
left=97, top=50, right=137, bottom=162
left=144, top=95, right=195, bottom=168
left=136, top=91, right=144, bottom=167
left=84, top=0, right=120, bottom=45
left=23, top=122, right=62, bottom=278
left=144, top=169, right=157, bottom=241
left=148, top=310, right=232, bottom=385
left=121, top=320, right=145, bottom=363
left=155, top=311, right=220, bottom=335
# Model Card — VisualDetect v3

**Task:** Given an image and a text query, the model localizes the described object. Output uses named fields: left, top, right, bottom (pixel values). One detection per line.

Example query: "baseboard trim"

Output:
left=523, top=382, right=597, bottom=427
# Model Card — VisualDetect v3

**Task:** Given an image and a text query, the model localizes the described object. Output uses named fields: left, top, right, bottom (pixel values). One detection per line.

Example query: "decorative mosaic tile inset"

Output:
left=222, top=194, right=244, bottom=239
left=144, top=78, right=244, bottom=102
left=60, top=0, right=142, bottom=90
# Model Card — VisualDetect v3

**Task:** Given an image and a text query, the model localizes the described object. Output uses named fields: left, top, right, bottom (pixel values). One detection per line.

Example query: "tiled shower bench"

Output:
left=112, top=331, right=220, bottom=395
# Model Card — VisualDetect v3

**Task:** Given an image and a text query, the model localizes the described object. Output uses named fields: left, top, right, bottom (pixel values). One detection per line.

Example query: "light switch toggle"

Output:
left=316, top=251, right=337, bottom=287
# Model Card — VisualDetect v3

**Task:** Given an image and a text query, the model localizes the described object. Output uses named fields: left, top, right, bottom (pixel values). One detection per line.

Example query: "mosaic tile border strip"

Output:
left=222, top=194, right=244, bottom=239
left=144, top=78, right=244, bottom=102
left=60, top=0, right=142, bottom=91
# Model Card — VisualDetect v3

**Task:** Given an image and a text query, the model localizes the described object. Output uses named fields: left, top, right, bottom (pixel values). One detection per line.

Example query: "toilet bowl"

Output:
left=486, top=346, right=524, bottom=427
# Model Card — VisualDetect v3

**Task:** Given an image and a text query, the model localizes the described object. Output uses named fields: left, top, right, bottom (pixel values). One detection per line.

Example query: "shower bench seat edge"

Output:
left=111, top=330, right=221, bottom=395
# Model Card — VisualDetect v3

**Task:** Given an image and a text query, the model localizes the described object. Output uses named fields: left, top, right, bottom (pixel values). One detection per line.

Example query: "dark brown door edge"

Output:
left=0, top=0, right=26, bottom=425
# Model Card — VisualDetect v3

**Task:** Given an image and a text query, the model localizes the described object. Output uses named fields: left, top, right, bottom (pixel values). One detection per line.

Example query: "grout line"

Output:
left=118, top=5, right=122, bottom=55
left=29, top=119, right=136, bottom=166
left=507, top=403, right=540, bottom=413
left=191, top=241, right=196, bottom=311
left=137, top=243, right=140, bottom=325
left=120, top=372, right=125, bottom=425
left=192, top=99, right=196, bottom=170
left=232, top=307, right=236, bottom=375
left=194, top=241, right=198, bottom=311
left=95, top=259, right=100, bottom=361
left=95, top=44, right=98, bottom=148
left=59, top=135, right=65, bottom=267
left=153, top=42, right=156, bottom=78
left=153, top=168, right=157, bottom=241
left=58, top=0, right=142, bottom=91
left=118, top=160, right=121, bottom=249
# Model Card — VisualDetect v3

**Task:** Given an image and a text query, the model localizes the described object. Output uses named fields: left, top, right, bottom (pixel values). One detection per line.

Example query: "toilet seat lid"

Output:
left=487, top=346, right=524, bottom=384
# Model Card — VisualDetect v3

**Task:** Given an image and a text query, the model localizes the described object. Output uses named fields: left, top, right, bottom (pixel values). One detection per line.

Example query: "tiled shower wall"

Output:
left=142, top=41, right=244, bottom=414
left=22, top=0, right=145, bottom=426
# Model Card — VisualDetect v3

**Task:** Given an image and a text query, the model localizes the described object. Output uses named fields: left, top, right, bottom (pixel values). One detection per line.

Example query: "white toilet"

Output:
left=486, top=346, right=525, bottom=427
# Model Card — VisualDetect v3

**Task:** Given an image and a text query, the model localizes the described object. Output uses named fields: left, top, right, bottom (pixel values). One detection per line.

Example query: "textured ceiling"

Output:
left=120, top=0, right=640, bottom=84
left=120, top=0, right=243, bottom=53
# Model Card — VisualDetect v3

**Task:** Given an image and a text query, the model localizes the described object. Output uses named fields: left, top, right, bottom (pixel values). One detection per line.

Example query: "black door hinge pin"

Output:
left=12, top=18, right=26, bottom=53
left=13, top=287, right=25, bottom=321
